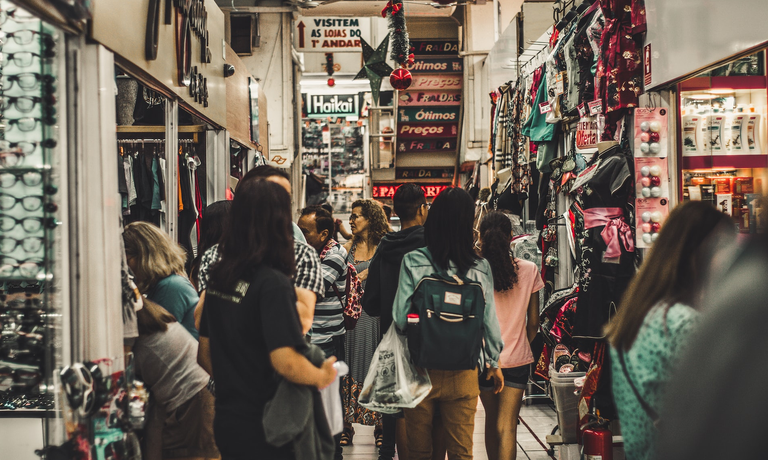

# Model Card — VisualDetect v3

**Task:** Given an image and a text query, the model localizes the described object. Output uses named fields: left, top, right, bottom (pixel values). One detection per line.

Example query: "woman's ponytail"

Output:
left=479, top=211, right=519, bottom=291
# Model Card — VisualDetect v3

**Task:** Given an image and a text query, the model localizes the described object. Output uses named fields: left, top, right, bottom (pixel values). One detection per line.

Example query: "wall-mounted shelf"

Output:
left=117, top=125, right=206, bottom=133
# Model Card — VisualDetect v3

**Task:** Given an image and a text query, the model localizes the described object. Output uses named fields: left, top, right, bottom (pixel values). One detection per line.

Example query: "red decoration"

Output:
left=650, top=176, right=661, bottom=186
left=651, top=222, right=661, bottom=233
left=381, top=0, right=402, bottom=17
left=327, top=77, right=335, bottom=87
left=649, top=132, right=661, bottom=143
left=389, top=68, right=412, bottom=90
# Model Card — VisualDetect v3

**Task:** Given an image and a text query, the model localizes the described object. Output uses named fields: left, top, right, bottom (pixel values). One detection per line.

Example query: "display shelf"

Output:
left=117, top=125, right=205, bottom=133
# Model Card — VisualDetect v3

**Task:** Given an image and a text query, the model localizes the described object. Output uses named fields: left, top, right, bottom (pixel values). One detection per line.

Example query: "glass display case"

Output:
left=679, top=51, right=768, bottom=233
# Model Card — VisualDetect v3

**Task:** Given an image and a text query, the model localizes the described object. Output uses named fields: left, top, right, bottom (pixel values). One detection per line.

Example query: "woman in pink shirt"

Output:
left=478, top=211, right=543, bottom=460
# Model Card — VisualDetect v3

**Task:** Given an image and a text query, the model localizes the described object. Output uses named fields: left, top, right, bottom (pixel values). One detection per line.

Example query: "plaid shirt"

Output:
left=197, top=240, right=324, bottom=298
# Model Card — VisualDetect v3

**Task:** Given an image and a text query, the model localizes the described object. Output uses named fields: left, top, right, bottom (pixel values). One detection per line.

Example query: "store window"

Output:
left=679, top=51, right=767, bottom=233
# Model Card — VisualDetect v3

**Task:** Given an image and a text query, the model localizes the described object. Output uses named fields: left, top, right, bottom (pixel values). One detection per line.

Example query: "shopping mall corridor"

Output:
left=342, top=400, right=558, bottom=460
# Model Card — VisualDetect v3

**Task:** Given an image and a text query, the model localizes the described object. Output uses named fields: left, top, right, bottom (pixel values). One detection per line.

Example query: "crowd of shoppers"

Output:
left=121, top=161, right=758, bottom=460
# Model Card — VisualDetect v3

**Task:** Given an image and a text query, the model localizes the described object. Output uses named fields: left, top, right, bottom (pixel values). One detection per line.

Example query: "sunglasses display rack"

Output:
left=0, top=1, right=60, bottom=416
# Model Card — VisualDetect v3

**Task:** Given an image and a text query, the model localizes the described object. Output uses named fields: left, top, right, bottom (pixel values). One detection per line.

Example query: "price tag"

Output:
left=555, top=73, right=565, bottom=96
left=588, top=99, right=603, bottom=115
left=577, top=103, right=587, bottom=117
left=539, top=101, right=552, bottom=114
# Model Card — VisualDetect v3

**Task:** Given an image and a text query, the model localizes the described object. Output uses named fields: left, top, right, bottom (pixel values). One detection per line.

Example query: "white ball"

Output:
left=642, top=233, right=653, bottom=244
left=641, top=212, right=652, bottom=223
left=641, top=187, right=651, bottom=198
left=640, top=166, right=650, bottom=177
left=640, top=121, right=650, bottom=132
left=651, top=186, right=662, bottom=197
left=649, top=165, right=662, bottom=177
left=650, top=142, right=661, bottom=154
left=651, top=232, right=660, bottom=242
left=640, top=143, right=650, bottom=153
left=651, top=211, right=663, bottom=223
left=650, top=121, right=662, bottom=133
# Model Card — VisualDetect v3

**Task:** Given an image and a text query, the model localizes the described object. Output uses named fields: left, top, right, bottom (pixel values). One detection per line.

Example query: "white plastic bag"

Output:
left=358, top=326, right=432, bottom=414
left=319, top=361, right=348, bottom=435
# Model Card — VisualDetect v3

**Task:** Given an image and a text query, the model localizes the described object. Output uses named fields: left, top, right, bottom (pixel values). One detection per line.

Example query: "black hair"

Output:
left=393, top=183, right=426, bottom=222
left=320, top=202, right=334, bottom=215
left=479, top=211, right=518, bottom=291
left=190, top=200, right=232, bottom=287
left=424, top=187, right=480, bottom=274
left=236, top=165, right=289, bottom=193
left=301, top=205, right=335, bottom=244
left=210, top=180, right=295, bottom=289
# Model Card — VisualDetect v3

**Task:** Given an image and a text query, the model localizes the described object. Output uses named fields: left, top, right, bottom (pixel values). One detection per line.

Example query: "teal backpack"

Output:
left=406, top=248, right=486, bottom=371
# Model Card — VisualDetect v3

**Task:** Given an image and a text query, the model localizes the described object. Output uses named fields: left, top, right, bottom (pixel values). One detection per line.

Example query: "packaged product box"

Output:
left=733, top=177, right=754, bottom=194
left=716, top=194, right=733, bottom=216
left=745, top=193, right=764, bottom=233
left=712, top=177, right=732, bottom=194
left=690, top=176, right=711, bottom=186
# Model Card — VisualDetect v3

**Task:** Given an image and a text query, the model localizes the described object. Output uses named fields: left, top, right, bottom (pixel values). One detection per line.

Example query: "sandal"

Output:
left=339, top=427, right=354, bottom=446
left=375, top=431, right=384, bottom=448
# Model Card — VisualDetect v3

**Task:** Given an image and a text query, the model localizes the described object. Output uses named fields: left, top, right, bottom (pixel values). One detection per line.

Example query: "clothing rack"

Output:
left=117, top=139, right=197, bottom=144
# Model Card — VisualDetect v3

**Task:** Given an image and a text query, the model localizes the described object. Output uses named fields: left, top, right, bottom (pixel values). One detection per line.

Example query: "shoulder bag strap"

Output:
left=617, top=349, right=660, bottom=423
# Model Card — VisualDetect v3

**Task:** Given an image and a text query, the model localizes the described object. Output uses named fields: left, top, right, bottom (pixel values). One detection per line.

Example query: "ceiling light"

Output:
left=686, top=93, right=717, bottom=100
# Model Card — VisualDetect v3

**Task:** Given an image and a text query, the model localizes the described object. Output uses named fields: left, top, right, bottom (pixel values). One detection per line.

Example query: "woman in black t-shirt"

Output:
left=198, top=179, right=337, bottom=460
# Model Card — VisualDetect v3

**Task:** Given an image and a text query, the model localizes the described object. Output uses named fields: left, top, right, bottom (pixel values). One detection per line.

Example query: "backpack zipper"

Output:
left=426, top=309, right=476, bottom=322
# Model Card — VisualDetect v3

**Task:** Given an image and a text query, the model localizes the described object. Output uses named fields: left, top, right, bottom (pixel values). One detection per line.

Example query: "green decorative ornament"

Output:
left=354, top=34, right=393, bottom=105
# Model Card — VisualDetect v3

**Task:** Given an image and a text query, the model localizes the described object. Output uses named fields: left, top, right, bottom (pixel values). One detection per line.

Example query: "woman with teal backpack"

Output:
left=392, top=187, right=504, bottom=460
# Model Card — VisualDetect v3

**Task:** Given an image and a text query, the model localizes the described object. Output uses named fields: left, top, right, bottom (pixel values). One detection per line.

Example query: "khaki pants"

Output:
left=403, top=369, right=479, bottom=460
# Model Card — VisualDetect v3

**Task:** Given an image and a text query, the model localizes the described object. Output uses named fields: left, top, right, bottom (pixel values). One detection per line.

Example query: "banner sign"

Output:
left=410, top=74, right=462, bottom=90
left=409, top=40, right=459, bottom=56
left=406, top=57, right=462, bottom=73
left=397, top=139, right=457, bottom=153
left=372, top=184, right=450, bottom=199
left=396, top=168, right=453, bottom=179
left=304, top=93, right=360, bottom=118
left=294, top=17, right=370, bottom=52
left=398, top=106, right=459, bottom=123
left=398, top=90, right=461, bottom=106
left=398, top=123, right=459, bottom=138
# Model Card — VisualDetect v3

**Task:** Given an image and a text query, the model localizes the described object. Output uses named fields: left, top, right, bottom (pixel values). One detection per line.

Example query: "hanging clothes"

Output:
left=178, top=148, right=197, bottom=272
left=522, top=65, right=556, bottom=143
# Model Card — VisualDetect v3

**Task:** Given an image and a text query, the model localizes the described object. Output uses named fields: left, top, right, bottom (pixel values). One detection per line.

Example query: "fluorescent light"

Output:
left=686, top=93, right=717, bottom=100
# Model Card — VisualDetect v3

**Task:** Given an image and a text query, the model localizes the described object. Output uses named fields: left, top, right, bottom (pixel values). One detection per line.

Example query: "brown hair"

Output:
left=605, top=201, right=734, bottom=351
left=351, top=199, right=389, bottom=246
left=136, top=298, right=177, bottom=335
left=123, top=222, right=187, bottom=293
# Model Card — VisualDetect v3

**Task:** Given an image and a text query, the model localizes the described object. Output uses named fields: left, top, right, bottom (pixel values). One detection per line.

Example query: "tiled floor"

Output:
left=342, top=400, right=559, bottom=460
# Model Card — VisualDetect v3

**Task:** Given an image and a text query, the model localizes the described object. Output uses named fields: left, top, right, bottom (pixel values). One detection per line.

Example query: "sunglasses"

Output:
left=0, top=8, right=38, bottom=26
left=1, top=73, right=55, bottom=91
left=0, top=171, right=42, bottom=188
left=0, top=258, right=44, bottom=278
left=0, top=215, right=46, bottom=233
left=0, top=366, right=41, bottom=386
left=0, top=30, right=53, bottom=46
left=0, top=236, right=43, bottom=254
left=0, top=139, right=57, bottom=156
left=0, top=96, right=43, bottom=113
left=0, top=194, right=42, bottom=211
left=5, top=117, right=56, bottom=132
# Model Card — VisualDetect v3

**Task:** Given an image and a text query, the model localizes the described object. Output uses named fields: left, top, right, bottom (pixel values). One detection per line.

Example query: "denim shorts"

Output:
left=478, top=365, right=530, bottom=390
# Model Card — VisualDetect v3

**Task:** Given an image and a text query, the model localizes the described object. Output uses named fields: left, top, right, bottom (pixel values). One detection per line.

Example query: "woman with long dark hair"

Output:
left=198, top=179, right=337, bottom=460
left=392, top=187, right=504, bottom=460
left=604, top=201, right=735, bottom=460
left=478, top=211, right=543, bottom=460
left=190, top=200, right=232, bottom=292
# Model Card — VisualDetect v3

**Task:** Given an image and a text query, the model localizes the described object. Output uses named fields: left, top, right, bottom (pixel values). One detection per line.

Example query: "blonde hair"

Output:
left=123, top=222, right=187, bottom=293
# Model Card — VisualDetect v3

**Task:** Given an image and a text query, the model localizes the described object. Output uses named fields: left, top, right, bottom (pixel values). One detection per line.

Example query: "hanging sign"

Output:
left=643, top=43, right=652, bottom=86
left=398, top=107, right=459, bottom=123
left=406, top=57, right=462, bottom=73
left=304, top=93, right=360, bottom=118
left=398, top=90, right=461, bottom=106
left=576, top=116, right=599, bottom=152
left=397, top=139, right=457, bottom=153
left=409, top=40, right=459, bottom=56
left=409, top=74, right=462, bottom=90
left=398, top=123, right=459, bottom=138
left=396, top=168, right=453, bottom=179
left=588, top=99, right=603, bottom=115
left=539, top=101, right=552, bottom=114
left=294, top=17, right=371, bottom=52
left=373, top=184, right=450, bottom=198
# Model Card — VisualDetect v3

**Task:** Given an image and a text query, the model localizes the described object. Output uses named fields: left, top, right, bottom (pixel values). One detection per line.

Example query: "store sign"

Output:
left=410, top=74, right=462, bottom=90
left=398, top=107, right=459, bottom=123
left=406, top=57, right=462, bottom=73
left=398, top=90, right=461, bottom=106
left=294, top=17, right=370, bottom=52
left=397, top=139, right=456, bottom=153
left=398, top=123, right=458, bottom=138
left=643, top=43, right=652, bottom=86
left=305, top=93, right=360, bottom=118
left=372, top=184, right=450, bottom=198
left=396, top=168, right=453, bottom=179
left=576, top=116, right=598, bottom=152
left=409, top=40, right=459, bottom=56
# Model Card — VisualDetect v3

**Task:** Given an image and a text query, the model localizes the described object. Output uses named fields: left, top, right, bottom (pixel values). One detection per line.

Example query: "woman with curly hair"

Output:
left=340, top=199, right=389, bottom=447
left=478, top=211, right=543, bottom=460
